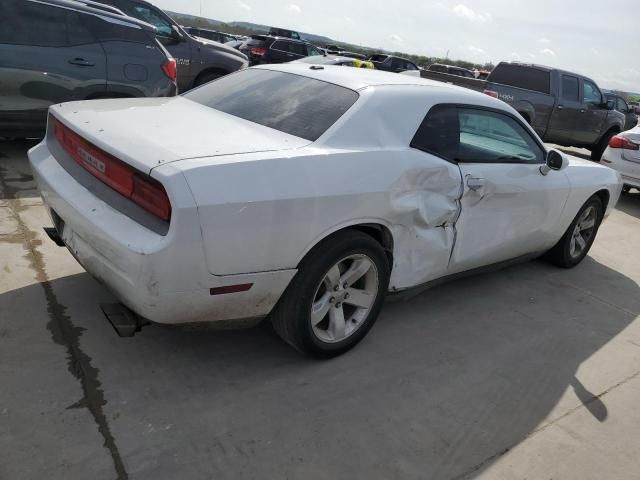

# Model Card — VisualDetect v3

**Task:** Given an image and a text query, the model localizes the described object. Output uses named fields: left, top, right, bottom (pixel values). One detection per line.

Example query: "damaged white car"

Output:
left=29, top=65, right=622, bottom=356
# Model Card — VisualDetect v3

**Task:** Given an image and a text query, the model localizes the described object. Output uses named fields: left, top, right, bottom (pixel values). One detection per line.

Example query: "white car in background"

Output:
left=29, top=65, right=622, bottom=356
left=601, top=127, right=640, bottom=193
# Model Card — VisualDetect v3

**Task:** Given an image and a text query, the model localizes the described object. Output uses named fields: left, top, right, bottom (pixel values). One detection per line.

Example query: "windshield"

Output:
left=184, top=69, right=359, bottom=141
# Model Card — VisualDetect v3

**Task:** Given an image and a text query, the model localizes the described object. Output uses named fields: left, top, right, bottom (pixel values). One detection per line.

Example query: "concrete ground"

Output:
left=1, top=139, right=639, bottom=480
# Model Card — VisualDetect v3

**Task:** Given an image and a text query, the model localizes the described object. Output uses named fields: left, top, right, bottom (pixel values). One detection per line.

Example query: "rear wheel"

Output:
left=546, top=196, right=604, bottom=268
left=271, top=230, right=390, bottom=357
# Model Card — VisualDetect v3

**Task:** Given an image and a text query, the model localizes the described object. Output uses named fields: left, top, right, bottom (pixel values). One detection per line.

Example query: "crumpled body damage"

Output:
left=387, top=165, right=462, bottom=290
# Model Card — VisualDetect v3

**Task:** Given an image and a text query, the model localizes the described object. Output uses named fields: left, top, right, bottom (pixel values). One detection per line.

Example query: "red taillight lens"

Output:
left=250, top=47, right=267, bottom=56
left=484, top=89, right=499, bottom=98
left=131, top=174, right=172, bottom=221
left=608, top=134, right=639, bottom=150
left=51, top=115, right=171, bottom=222
left=162, top=58, right=177, bottom=82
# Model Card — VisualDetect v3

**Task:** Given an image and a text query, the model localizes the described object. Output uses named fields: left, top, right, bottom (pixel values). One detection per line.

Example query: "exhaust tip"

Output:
left=100, top=303, right=150, bottom=337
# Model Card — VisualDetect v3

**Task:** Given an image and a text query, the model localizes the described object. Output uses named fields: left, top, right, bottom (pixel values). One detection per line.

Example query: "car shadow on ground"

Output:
left=0, top=140, right=40, bottom=200
left=3, top=252, right=637, bottom=479
left=616, top=190, right=640, bottom=219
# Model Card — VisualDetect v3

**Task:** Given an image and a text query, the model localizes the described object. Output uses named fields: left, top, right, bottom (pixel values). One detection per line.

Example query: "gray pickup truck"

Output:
left=421, top=62, right=625, bottom=160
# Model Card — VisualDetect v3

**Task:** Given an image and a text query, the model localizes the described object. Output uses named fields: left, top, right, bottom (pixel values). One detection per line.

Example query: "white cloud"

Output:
left=541, top=48, right=556, bottom=56
left=591, top=48, right=600, bottom=56
left=527, top=53, right=537, bottom=60
left=468, top=45, right=486, bottom=54
left=288, top=4, right=301, bottom=13
left=237, top=1, right=251, bottom=11
left=452, top=4, right=491, bottom=23
left=538, top=37, right=551, bottom=44
left=510, top=52, right=521, bottom=61
left=390, top=34, right=403, bottom=44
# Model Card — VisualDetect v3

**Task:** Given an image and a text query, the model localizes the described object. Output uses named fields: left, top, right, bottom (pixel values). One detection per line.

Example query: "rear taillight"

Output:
left=250, top=47, right=267, bottom=56
left=484, top=89, right=499, bottom=98
left=51, top=115, right=171, bottom=222
left=162, top=58, right=177, bottom=82
left=608, top=134, right=639, bottom=151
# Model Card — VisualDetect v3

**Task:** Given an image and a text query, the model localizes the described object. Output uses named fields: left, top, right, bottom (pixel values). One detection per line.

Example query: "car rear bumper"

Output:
left=602, top=148, right=640, bottom=188
left=28, top=140, right=296, bottom=325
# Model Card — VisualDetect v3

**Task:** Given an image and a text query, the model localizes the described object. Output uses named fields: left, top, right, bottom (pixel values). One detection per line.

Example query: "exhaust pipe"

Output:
left=100, top=303, right=150, bottom=337
left=43, top=227, right=65, bottom=247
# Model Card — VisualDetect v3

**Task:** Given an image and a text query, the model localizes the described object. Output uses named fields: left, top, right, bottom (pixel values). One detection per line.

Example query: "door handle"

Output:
left=466, top=176, right=486, bottom=192
left=68, top=58, right=95, bottom=67
left=557, top=105, right=564, bottom=110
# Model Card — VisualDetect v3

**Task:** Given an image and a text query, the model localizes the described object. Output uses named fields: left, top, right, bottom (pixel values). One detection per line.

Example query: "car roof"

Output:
left=38, top=0, right=157, bottom=31
left=255, top=63, right=472, bottom=92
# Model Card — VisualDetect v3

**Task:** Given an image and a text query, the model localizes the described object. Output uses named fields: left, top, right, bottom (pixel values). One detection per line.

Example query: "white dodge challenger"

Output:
left=29, top=64, right=622, bottom=356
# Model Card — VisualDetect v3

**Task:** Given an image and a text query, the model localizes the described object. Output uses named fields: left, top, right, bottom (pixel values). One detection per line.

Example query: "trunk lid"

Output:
left=49, top=97, right=310, bottom=174
left=622, top=127, right=640, bottom=163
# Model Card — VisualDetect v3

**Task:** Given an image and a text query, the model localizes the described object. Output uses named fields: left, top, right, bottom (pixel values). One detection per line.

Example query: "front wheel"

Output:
left=271, top=230, right=390, bottom=357
left=546, top=196, right=604, bottom=268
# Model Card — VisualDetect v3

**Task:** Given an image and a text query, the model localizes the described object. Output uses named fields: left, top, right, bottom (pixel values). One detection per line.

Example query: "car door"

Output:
left=113, top=0, right=193, bottom=91
left=574, top=79, right=608, bottom=145
left=441, top=106, right=571, bottom=273
left=617, top=97, right=637, bottom=130
left=546, top=74, right=582, bottom=144
left=0, top=1, right=107, bottom=132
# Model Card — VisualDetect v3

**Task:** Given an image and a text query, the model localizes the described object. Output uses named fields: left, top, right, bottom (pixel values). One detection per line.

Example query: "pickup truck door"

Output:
left=546, top=74, right=582, bottom=144
left=574, top=79, right=608, bottom=146
left=446, top=107, right=570, bottom=272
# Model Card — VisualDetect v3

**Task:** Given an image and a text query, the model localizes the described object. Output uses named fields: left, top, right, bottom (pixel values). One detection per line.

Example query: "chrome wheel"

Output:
left=569, top=206, right=597, bottom=259
left=310, top=254, right=379, bottom=343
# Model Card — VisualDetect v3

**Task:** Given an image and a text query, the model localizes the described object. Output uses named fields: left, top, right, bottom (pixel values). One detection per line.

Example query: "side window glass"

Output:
left=271, top=40, right=285, bottom=51
left=458, top=108, right=544, bottom=163
left=411, top=105, right=460, bottom=161
left=411, top=106, right=545, bottom=164
left=617, top=98, right=628, bottom=112
left=289, top=43, right=306, bottom=56
left=1, top=2, right=67, bottom=46
left=117, top=2, right=173, bottom=36
left=561, top=75, right=579, bottom=102
left=583, top=80, right=602, bottom=105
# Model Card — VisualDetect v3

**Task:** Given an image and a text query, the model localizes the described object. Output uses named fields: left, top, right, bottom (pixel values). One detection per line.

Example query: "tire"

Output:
left=271, top=230, right=390, bottom=357
left=622, top=185, right=631, bottom=194
left=546, top=195, right=604, bottom=268
left=194, top=70, right=225, bottom=87
left=590, top=130, right=617, bottom=162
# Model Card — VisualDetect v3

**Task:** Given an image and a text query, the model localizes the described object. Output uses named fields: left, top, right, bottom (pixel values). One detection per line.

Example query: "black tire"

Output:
left=622, top=185, right=631, bottom=194
left=194, top=70, right=225, bottom=87
left=590, top=130, right=617, bottom=162
left=271, top=230, right=390, bottom=357
left=546, top=195, right=604, bottom=268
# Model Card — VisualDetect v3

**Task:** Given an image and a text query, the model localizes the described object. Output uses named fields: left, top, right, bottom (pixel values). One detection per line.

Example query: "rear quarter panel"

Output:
left=179, top=147, right=462, bottom=290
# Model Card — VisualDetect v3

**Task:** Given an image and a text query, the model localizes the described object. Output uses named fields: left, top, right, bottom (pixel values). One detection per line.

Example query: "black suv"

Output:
left=182, top=27, right=236, bottom=45
left=240, top=36, right=324, bottom=65
left=0, top=0, right=177, bottom=138
left=96, top=0, right=248, bottom=90
left=367, top=54, right=419, bottom=73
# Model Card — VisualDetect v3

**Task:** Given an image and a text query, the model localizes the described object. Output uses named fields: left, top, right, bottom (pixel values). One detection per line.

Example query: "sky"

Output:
left=153, top=0, right=639, bottom=92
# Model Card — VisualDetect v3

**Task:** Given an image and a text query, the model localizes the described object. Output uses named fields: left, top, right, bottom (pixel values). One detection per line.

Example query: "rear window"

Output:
left=489, top=64, right=551, bottom=94
left=184, top=69, right=359, bottom=141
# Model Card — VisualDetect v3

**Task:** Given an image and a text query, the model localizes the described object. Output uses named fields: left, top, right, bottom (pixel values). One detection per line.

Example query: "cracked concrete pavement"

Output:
left=1, top=139, right=640, bottom=480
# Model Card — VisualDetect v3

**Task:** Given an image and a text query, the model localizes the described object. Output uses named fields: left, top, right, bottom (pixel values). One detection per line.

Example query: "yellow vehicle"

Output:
left=294, top=55, right=375, bottom=69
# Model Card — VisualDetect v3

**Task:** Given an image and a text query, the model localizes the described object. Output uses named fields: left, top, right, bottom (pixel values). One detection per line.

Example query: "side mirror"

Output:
left=540, top=149, right=568, bottom=176
left=171, top=25, right=185, bottom=42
